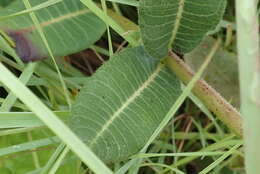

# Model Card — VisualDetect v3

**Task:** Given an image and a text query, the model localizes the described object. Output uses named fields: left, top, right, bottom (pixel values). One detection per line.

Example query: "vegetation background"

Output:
left=0, top=0, right=258, bottom=174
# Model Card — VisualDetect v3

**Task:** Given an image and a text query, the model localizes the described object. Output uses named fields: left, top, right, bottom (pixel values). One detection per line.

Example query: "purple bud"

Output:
left=8, top=31, right=46, bottom=62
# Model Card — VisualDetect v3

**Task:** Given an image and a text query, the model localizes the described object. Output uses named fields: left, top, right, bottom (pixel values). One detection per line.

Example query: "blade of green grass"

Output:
left=190, top=118, right=207, bottom=148
left=27, top=131, right=41, bottom=169
left=22, top=0, right=72, bottom=108
left=188, top=93, right=224, bottom=138
left=0, top=0, right=62, bottom=21
left=106, top=0, right=139, bottom=6
left=111, top=1, right=122, bottom=15
left=0, top=34, right=24, bottom=66
left=40, top=143, right=67, bottom=174
left=0, top=111, right=69, bottom=128
left=0, top=127, right=41, bottom=136
left=0, top=97, right=28, bottom=110
left=80, top=0, right=139, bottom=46
left=159, top=138, right=242, bottom=174
left=0, top=137, right=59, bottom=157
left=0, top=62, right=113, bottom=174
left=48, top=146, right=70, bottom=174
left=23, top=77, right=88, bottom=87
left=101, top=0, right=114, bottom=57
left=0, top=54, right=23, bottom=71
left=0, top=62, right=38, bottom=112
left=133, top=151, right=229, bottom=159
left=26, top=155, right=78, bottom=174
left=198, top=143, right=242, bottom=174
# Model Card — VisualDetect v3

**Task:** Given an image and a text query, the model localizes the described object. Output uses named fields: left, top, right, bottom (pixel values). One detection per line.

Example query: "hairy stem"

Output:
left=166, top=53, right=243, bottom=137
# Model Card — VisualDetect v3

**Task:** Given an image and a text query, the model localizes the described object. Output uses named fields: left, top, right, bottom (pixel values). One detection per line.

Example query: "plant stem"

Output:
left=236, top=0, right=260, bottom=173
left=27, top=131, right=41, bottom=169
left=101, top=0, right=114, bottom=57
left=166, top=52, right=243, bottom=137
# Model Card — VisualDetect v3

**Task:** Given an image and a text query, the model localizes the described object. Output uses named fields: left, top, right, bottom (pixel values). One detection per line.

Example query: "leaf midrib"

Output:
left=89, top=62, right=164, bottom=147
left=17, top=8, right=90, bottom=33
left=168, top=0, right=186, bottom=49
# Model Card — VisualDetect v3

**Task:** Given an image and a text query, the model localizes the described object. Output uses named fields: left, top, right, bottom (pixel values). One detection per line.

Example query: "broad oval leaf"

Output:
left=70, top=46, right=181, bottom=162
left=139, top=0, right=227, bottom=59
left=0, top=0, right=106, bottom=62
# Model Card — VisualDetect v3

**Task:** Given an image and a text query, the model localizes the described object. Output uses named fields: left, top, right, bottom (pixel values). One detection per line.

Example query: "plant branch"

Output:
left=166, top=52, right=243, bottom=137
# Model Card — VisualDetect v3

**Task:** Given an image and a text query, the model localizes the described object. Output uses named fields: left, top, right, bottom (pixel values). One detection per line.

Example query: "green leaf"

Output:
left=184, top=37, right=239, bottom=107
left=0, top=0, right=106, bottom=62
left=70, top=46, right=181, bottom=162
left=0, top=133, right=76, bottom=174
left=0, top=35, right=22, bottom=64
left=139, top=0, right=227, bottom=59
left=106, top=0, right=139, bottom=7
left=0, top=0, right=14, bottom=7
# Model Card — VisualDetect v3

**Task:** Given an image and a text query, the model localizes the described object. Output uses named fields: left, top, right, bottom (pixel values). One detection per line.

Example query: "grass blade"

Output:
left=0, top=0, right=62, bottom=21
left=0, top=62, right=113, bottom=174
left=0, top=63, right=38, bottom=111
left=106, top=0, right=139, bottom=6
left=22, top=0, right=72, bottom=108
left=198, top=143, right=242, bottom=174
left=80, top=0, right=139, bottom=46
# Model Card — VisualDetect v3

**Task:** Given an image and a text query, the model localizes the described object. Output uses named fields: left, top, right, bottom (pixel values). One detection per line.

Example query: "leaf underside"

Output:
left=185, top=37, right=240, bottom=107
left=69, top=46, right=181, bottom=163
left=139, top=0, right=227, bottom=59
left=0, top=0, right=106, bottom=62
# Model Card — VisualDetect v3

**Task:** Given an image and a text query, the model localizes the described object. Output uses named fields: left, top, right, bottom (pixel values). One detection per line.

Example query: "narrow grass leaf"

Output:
left=80, top=0, right=139, bottom=46
left=159, top=139, right=242, bottom=173
left=133, top=151, right=228, bottom=159
left=0, top=111, right=69, bottom=128
left=106, top=0, right=139, bottom=6
left=0, top=137, right=59, bottom=157
left=0, top=62, right=38, bottom=112
left=0, top=62, right=113, bottom=174
left=0, top=34, right=24, bottom=66
left=0, top=127, right=40, bottom=136
left=0, top=0, right=62, bottom=21
left=40, top=143, right=67, bottom=174
left=22, top=0, right=71, bottom=107
left=198, top=143, right=242, bottom=174
left=48, top=146, right=70, bottom=174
